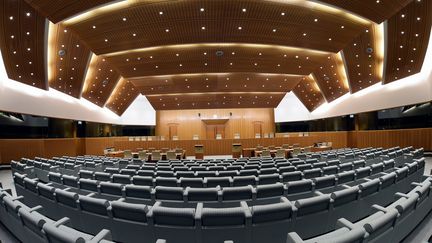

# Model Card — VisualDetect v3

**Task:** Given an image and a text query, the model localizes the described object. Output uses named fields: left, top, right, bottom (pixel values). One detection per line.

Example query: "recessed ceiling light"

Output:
left=200, top=8, right=205, bottom=12
left=9, top=16, right=13, bottom=20
left=314, top=18, right=318, bottom=22
left=122, top=17, right=127, bottom=21
left=26, top=12, right=31, bottom=17
left=159, top=11, right=163, bottom=15
left=165, top=29, right=170, bottom=32
left=201, top=26, right=206, bottom=30
left=238, top=26, right=242, bottom=30
left=273, top=29, right=277, bottom=32
left=242, top=8, right=246, bottom=12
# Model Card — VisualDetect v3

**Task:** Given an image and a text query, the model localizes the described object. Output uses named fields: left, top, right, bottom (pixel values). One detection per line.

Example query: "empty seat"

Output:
left=359, top=179, right=380, bottom=197
left=112, top=174, right=131, bottom=184
left=137, top=170, right=155, bottom=177
left=287, top=180, right=313, bottom=194
left=124, top=184, right=151, bottom=200
left=337, top=171, right=355, bottom=184
left=233, top=176, right=256, bottom=186
left=294, top=194, right=330, bottom=217
left=279, top=166, right=296, bottom=173
left=258, top=174, right=280, bottom=185
left=322, top=165, right=338, bottom=175
left=296, top=164, right=312, bottom=171
left=201, top=207, right=246, bottom=226
left=206, top=177, right=231, bottom=188
left=94, top=172, right=111, bottom=182
left=239, top=169, right=259, bottom=176
left=78, top=170, right=94, bottom=179
left=313, top=175, right=336, bottom=189
left=197, top=171, right=217, bottom=178
left=252, top=199, right=292, bottom=223
left=187, top=187, right=218, bottom=201
left=180, top=178, right=204, bottom=188
left=331, top=187, right=360, bottom=207
left=111, top=200, right=148, bottom=222
left=155, top=177, right=178, bottom=187
left=132, top=176, right=154, bottom=186
left=218, top=170, right=238, bottom=177
left=256, top=183, right=284, bottom=198
left=338, top=162, right=353, bottom=172
left=355, top=167, right=371, bottom=179
left=152, top=206, right=195, bottom=226
left=222, top=186, right=253, bottom=201
left=99, top=181, right=123, bottom=196
left=282, top=171, right=303, bottom=182
left=303, top=168, right=322, bottom=179
left=155, top=186, right=184, bottom=201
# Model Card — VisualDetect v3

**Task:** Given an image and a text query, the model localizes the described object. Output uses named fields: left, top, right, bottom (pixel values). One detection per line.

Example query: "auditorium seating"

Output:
left=7, top=146, right=430, bottom=243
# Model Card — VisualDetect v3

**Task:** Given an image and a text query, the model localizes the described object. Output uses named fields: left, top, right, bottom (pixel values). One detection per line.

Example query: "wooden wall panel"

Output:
left=348, top=128, right=432, bottom=150
left=155, top=108, right=275, bottom=140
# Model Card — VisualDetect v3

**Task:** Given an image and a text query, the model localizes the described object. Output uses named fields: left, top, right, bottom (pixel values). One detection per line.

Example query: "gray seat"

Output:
left=187, top=187, right=219, bottom=202
left=124, top=184, right=151, bottom=200
left=258, top=174, right=280, bottom=185
left=233, top=176, right=257, bottom=187
left=155, top=186, right=184, bottom=201
left=287, top=180, right=312, bottom=194
left=79, top=170, right=94, bottom=179
left=337, top=171, right=355, bottom=184
left=206, top=177, right=231, bottom=188
left=180, top=178, right=204, bottom=188
left=322, top=165, right=338, bottom=175
left=359, top=179, right=380, bottom=198
left=111, top=201, right=151, bottom=243
left=222, top=186, right=253, bottom=201
left=313, top=175, right=336, bottom=189
left=99, top=182, right=123, bottom=197
left=155, top=177, right=178, bottom=187
left=355, top=167, right=371, bottom=179
left=303, top=168, right=322, bottom=179
left=94, top=172, right=111, bottom=182
left=256, top=183, right=285, bottom=199
left=282, top=171, right=303, bottom=182
left=112, top=174, right=131, bottom=184
left=132, top=176, right=154, bottom=186
left=78, top=178, right=99, bottom=192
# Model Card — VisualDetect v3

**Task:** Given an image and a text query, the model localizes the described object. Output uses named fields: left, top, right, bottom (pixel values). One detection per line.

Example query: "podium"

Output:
left=232, top=143, right=242, bottom=159
left=195, top=144, right=204, bottom=159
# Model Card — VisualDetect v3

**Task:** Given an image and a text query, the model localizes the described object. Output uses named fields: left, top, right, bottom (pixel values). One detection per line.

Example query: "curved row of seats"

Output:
left=13, top=163, right=427, bottom=243
left=0, top=187, right=113, bottom=243
left=287, top=176, right=432, bottom=243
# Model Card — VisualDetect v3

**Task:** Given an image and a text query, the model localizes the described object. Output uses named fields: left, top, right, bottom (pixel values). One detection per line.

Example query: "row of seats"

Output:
left=13, top=162, right=426, bottom=243
left=287, top=176, right=432, bottom=243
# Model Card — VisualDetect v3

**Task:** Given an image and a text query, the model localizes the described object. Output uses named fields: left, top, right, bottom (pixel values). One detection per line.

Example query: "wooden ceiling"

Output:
left=48, top=23, right=91, bottom=98
left=0, top=0, right=47, bottom=90
left=0, top=0, right=431, bottom=114
left=24, top=0, right=118, bottom=23
left=146, top=92, right=286, bottom=110
left=384, top=0, right=432, bottom=84
left=62, top=0, right=370, bottom=55
left=130, top=73, right=303, bottom=95
left=318, top=0, right=414, bottom=24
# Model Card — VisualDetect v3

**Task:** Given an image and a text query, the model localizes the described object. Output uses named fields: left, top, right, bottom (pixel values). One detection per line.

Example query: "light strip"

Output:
left=146, top=92, right=286, bottom=97
left=47, top=22, right=56, bottom=84
left=81, top=53, right=98, bottom=94
left=128, top=72, right=304, bottom=81
left=375, top=22, right=385, bottom=81
left=103, top=42, right=332, bottom=57
left=63, top=0, right=131, bottom=25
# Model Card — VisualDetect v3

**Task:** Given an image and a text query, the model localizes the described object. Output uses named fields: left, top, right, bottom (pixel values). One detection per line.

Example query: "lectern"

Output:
left=195, top=144, right=204, bottom=159
left=232, top=143, right=242, bottom=159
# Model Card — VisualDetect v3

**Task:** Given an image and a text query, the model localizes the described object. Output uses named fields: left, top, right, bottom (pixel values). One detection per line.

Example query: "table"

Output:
left=106, top=151, right=124, bottom=158
left=311, top=146, right=332, bottom=152
left=242, top=148, right=293, bottom=158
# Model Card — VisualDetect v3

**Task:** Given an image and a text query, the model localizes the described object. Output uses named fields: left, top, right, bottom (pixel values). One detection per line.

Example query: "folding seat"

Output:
left=326, top=160, right=340, bottom=167
left=137, top=170, right=155, bottom=177
left=355, top=167, right=371, bottom=179
left=279, top=166, right=296, bottom=173
left=396, top=166, right=408, bottom=182
left=338, top=162, right=353, bottom=172
left=155, top=177, right=178, bottom=187
left=105, top=167, right=120, bottom=174
left=120, top=169, right=137, bottom=176
left=362, top=209, right=399, bottom=242
left=173, top=166, right=189, bottom=172
left=352, top=160, right=366, bottom=169
left=54, top=189, right=81, bottom=228
left=281, top=171, right=303, bottom=182
left=206, top=177, right=232, bottom=188
left=154, top=186, right=184, bottom=201
left=78, top=178, right=99, bottom=193
left=197, top=171, right=217, bottom=178
left=78, top=170, right=94, bottom=180
left=108, top=173, right=130, bottom=184
left=156, top=171, right=175, bottom=178
left=190, top=166, right=207, bottom=171
left=405, top=161, right=418, bottom=175
left=18, top=208, right=52, bottom=243
left=233, top=175, right=257, bottom=186
left=322, top=165, right=338, bottom=175
left=286, top=225, right=366, bottom=243
left=110, top=201, right=151, bottom=243
left=359, top=179, right=380, bottom=198
left=297, top=154, right=307, bottom=160
left=292, top=161, right=305, bottom=166
left=337, top=171, right=355, bottom=184
left=94, top=172, right=111, bottom=182
left=370, top=163, right=384, bottom=175
left=303, top=168, right=322, bottom=179
left=259, top=167, right=278, bottom=175
left=260, top=163, right=275, bottom=169
left=62, top=175, right=79, bottom=188
left=78, top=196, right=110, bottom=235
left=186, top=187, right=219, bottom=202
left=296, top=164, right=313, bottom=172
left=150, top=205, right=196, bottom=243
left=239, top=169, right=259, bottom=176
left=383, top=160, right=395, bottom=171
left=141, top=165, right=156, bottom=171
left=180, top=178, right=204, bottom=188
left=218, top=170, right=238, bottom=177
left=293, top=195, right=331, bottom=237
left=286, top=180, right=313, bottom=194
left=99, top=182, right=123, bottom=197
left=331, top=187, right=359, bottom=208
left=275, top=162, right=291, bottom=168
left=305, top=158, right=318, bottom=164
left=312, top=162, right=327, bottom=169
left=313, top=175, right=336, bottom=189
left=132, top=176, right=154, bottom=186
left=416, top=158, right=426, bottom=171
left=124, top=184, right=152, bottom=201
left=244, top=164, right=260, bottom=170
left=175, top=171, right=195, bottom=178
left=37, top=183, right=59, bottom=217
left=257, top=174, right=280, bottom=185
left=380, top=172, right=397, bottom=189
left=256, top=183, right=284, bottom=199
left=118, top=159, right=129, bottom=169
left=222, top=185, right=253, bottom=201
left=207, top=166, right=225, bottom=171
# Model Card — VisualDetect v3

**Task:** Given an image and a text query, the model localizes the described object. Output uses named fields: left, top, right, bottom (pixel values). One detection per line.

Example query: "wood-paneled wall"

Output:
left=1, top=128, right=431, bottom=164
left=156, top=108, right=275, bottom=140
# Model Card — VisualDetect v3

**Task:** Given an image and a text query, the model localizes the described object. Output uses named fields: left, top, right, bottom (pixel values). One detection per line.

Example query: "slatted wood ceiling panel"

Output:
left=106, top=78, right=140, bottom=115
left=313, top=53, right=349, bottom=102
left=48, top=23, right=91, bottom=98
left=0, top=0, right=47, bottom=90
left=105, top=44, right=331, bottom=78
left=343, top=23, right=383, bottom=93
left=130, top=73, right=303, bottom=95
left=318, top=0, right=414, bottom=23
left=81, top=54, right=120, bottom=107
left=146, top=93, right=285, bottom=110
left=292, top=75, right=326, bottom=111
left=384, top=0, right=432, bottom=84
left=63, top=0, right=370, bottom=55
left=24, top=0, right=118, bottom=23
